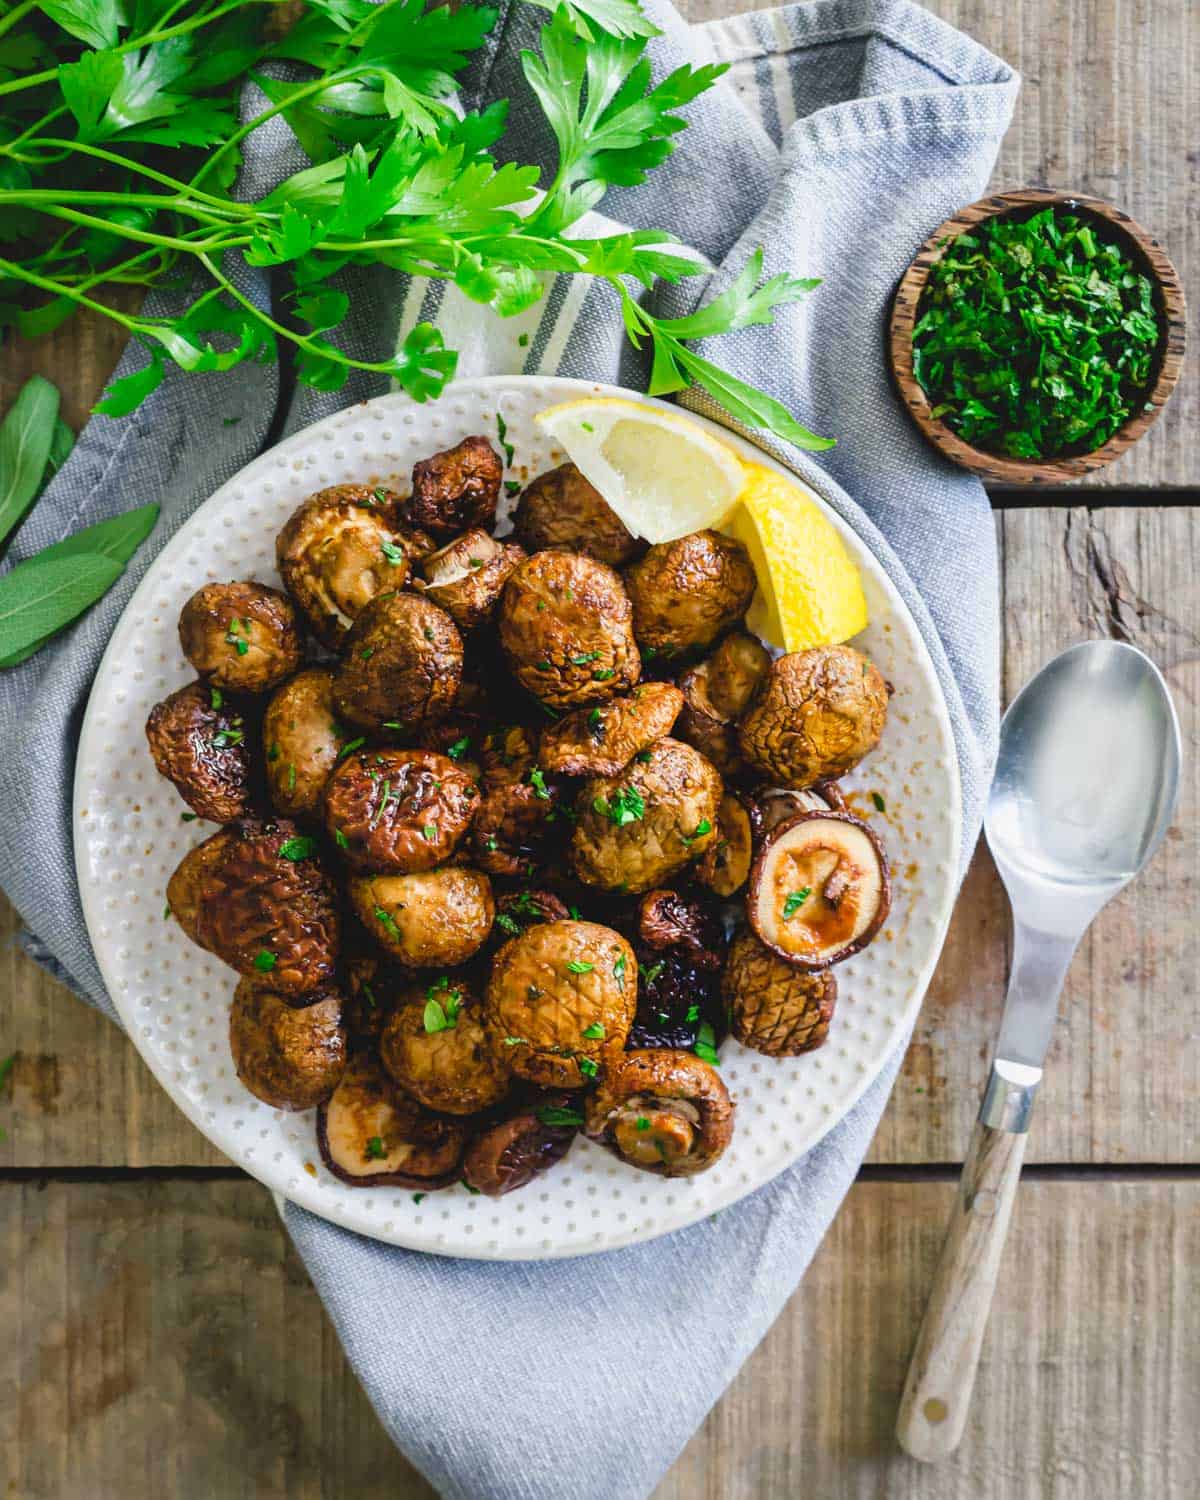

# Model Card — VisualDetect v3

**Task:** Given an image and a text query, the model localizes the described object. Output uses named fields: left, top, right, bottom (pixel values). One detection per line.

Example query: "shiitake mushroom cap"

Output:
left=461, top=1092, right=580, bottom=1197
left=747, top=810, right=890, bottom=970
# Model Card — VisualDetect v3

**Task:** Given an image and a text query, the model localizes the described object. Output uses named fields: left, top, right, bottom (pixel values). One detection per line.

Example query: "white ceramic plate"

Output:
left=74, top=376, right=960, bottom=1260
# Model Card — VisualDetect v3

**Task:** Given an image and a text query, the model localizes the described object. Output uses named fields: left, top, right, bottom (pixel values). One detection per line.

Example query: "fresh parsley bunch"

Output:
left=0, top=0, right=831, bottom=447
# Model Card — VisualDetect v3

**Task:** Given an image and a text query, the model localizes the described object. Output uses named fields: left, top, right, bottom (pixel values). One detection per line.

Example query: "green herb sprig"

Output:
left=912, top=207, right=1161, bottom=459
left=0, top=1, right=830, bottom=450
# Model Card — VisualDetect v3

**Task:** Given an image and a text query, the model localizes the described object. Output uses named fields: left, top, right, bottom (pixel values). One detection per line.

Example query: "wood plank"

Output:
left=2, top=1175, right=1196, bottom=1498
left=3, top=504, right=1196, bottom=1167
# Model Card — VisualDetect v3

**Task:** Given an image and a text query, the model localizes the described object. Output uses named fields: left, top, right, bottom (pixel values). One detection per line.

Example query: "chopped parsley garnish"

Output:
left=209, top=687, right=223, bottom=710
left=374, top=487, right=389, bottom=505
left=587, top=708, right=603, bottom=730
left=592, top=667, right=615, bottom=681
left=566, top=960, right=594, bottom=975
left=537, top=1105, right=585, bottom=1128
left=581, top=1022, right=605, bottom=1039
left=374, top=907, right=401, bottom=939
left=381, top=540, right=407, bottom=566
left=163, top=904, right=172, bottom=920
left=503, top=1036, right=528, bottom=1047
left=224, top=618, right=249, bottom=656
left=495, top=912, right=522, bottom=937
left=568, top=905, right=582, bottom=921
left=681, top=818, right=712, bottom=845
left=211, top=728, right=243, bottom=748
left=912, top=205, right=1162, bottom=459
left=423, top=627, right=434, bottom=642
left=496, top=412, right=515, bottom=466
left=613, top=953, right=627, bottom=989
left=253, top=949, right=276, bottom=973
left=577, top=1056, right=599, bottom=1079
left=365, top=1136, right=386, bottom=1161
left=872, top=791, right=887, bottom=813
left=485, top=835, right=499, bottom=851
left=337, top=737, right=366, bottom=761
left=334, top=828, right=350, bottom=850
left=694, top=1022, right=720, bottom=1067
left=504, top=480, right=522, bottom=497
left=570, top=650, right=600, bottom=666
left=461, top=1180, right=481, bottom=1195
left=635, top=749, right=652, bottom=763
left=286, top=762, right=297, bottom=792
left=360, top=646, right=375, bottom=660
left=580, top=421, right=594, bottom=433
left=635, top=1116, right=650, bottom=1132
left=422, top=824, right=438, bottom=842
left=638, top=960, right=665, bottom=987
left=783, top=888, right=812, bottom=919
left=447, top=736, right=471, bottom=760
left=518, top=333, right=530, bottom=348
left=279, top=836, right=317, bottom=861
left=361, top=983, right=378, bottom=1010
left=536, top=660, right=552, bottom=673
left=528, top=767, right=551, bottom=800
left=423, top=982, right=461, bottom=1032
left=412, top=1192, right=426, bottom=1204
left=181, top=812, right=197, bottom=822
left=267, top=744, right=280, bottom=762
left=685, top=1003, right=700, bottom=1023
left=593, top=784, right=645, bottom=826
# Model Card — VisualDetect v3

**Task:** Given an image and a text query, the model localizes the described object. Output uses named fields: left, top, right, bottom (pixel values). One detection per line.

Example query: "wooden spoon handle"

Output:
left=895, top=1118, right=1028, bottom=1461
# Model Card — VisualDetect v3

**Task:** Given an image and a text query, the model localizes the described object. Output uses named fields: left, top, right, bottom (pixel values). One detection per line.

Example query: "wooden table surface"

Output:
left=3, top=2, right=1198, bottom=1496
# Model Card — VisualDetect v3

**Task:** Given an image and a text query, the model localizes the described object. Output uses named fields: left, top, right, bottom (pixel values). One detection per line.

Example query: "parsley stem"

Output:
left=1, top=190, right=246, bottom=229
left=16, top=141, right=255, bottom=214
left=0, top=255, right=142, bottom=330
left=0, top=0, right=39, bottom=44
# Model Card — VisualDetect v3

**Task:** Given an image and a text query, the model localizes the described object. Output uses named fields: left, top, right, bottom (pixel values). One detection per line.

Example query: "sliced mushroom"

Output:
left=722, top=930, right=837, bottom=1056
left=747, top=811, right=890, bottom=969
left=676, top=631, right=771, bottom=776
left=418, top=531, right=527, bottom=632
left=229, top=979, right=346, bottom=1110
left=695, top=790, right=755, bottom=898
left=749, top=782, right=847, bottom=842
left=317, top=1053, right=467, bottom=1189
left=461, top=1093, right=581, bottom=1197
left=584, top=1050, right=734, bottom=1177
left=538, top=682, right=683, bottom=778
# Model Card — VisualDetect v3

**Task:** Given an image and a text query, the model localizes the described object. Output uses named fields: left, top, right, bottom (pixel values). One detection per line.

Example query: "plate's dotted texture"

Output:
left=74, top=378, right=959, bottom=1261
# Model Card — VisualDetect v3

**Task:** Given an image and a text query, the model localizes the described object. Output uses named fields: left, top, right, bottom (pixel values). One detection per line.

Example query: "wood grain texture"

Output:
left=2, top=1175, right=1197, bottom=1498
left=895, top=1122, right=1028, bottom=1460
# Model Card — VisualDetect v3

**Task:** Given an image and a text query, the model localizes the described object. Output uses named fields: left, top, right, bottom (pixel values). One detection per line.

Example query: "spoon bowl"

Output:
left=985, top=640, right=1182, bottom=932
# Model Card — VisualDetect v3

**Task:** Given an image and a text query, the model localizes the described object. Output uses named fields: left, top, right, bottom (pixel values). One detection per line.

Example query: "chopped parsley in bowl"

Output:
left=911, top=204, right=1163, bottom=461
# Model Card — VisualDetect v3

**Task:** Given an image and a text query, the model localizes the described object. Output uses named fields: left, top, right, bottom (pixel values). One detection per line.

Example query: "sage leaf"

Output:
left=0, top=553, right=123, bottom=661
left=0, top=375, right=60, bottom=546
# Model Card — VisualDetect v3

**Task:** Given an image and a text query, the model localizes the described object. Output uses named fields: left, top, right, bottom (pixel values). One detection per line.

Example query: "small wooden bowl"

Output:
left=889, top=188, right=1186, bottom=483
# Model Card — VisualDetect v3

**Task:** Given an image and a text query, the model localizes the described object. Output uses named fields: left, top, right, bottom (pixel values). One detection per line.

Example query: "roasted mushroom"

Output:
left=478, top=723, right=537, bottom=789
left=275, top=484, right=432, bottom=648
left=406, top=435, right=502, bottom=538
left=628, top=951, right=725, bottom=1053
left=739, top=646, right=888, bottom=787
left=512, top=463, right=642, bottom=568
left=637, top=889, right=724, bottom=969
left=498, top=550, right=640, bottom=709
left=418, top=531, right=527, bottom=632
left=178, top=580, right=303, bottom=693
left=461, top=1094, right=580, bottom=1196
left=538, top=681, right=684, bottom=777
left=340, top=951, right=403, bottom=1040
left=695, top=790, right=755, bottom=898
left=624, top=531, right=755, bottom=658
left=468, top=779, right=563, bottom=879
left=262, top=667, right=342, bottom=819
left=146, top=680, right=255, bottom=822
left=722, top=931, right=837, bottom=1055
left=676, top=630, right=771, bottom=776
left=749, top=781, right=848, bottom=842
left=493, top=887, right=571, bottom=942
left=332, top=592, right=463, bottom=736
left=380, top=980, right=509, bottom=1115
left=570, top=737, right=722, bottom=894
left=350, top=867, right=494, bottom=968
left=484, top=920, right=636, bottom=1089
left=585, top=1050, right=734, bottom=1177
left=323, top=748, right=476, bottom=873
left=747, top=811, right=890, bottom=969
left=229, top=979, right=347, bottom=1110
left=317, top=1052, right=467, bottom=1189
left=166, top=820, right=339, bottom=995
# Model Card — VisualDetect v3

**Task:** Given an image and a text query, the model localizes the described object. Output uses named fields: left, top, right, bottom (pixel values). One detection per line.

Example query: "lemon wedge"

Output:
left=535, top=397, right=745, bottom=544
left=722, top=463, right=869, bottom=651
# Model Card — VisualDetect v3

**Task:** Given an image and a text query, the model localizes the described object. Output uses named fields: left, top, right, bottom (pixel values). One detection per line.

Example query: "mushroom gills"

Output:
left=610, top=1095, right=700, bottom=1169
left=749, top=812, right=889, bottom=969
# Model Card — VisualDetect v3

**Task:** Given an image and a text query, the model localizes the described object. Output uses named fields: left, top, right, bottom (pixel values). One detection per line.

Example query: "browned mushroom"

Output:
left=166, top=820, right=339, bottom=995
left=569, top=737, right=722, bottom=894
left=179, top=580, right=303, bottom=693
left=675, top=630, right=771, bottom=776
left=484, top=920, right=636, bottom=1089
left=229, top=979, right=346, bottom=1110
left=695, top=790, right=755, bottom=898
left=417, top=531, right=527, bottom=632
left=478, top=723, right=537, bottom=789
left=468, top=778, right=563, bottom=879
left=738, top=646, right=888, bottom=787
left=461, top=1094, right=581, bottom=1196
left=624, top=531, right=756, bottom=658
left=262, top=667, right=342, bottom=819
left=492, top=888, right=572, bottom=942
left=498, top=550, right=640, bottom=709
left=538, top=681, right=684, bottom=777
left=747, top=811, right=890, bottom=969
left=146, top=680, right=255, bottom=823
left=317, top=1053, right=467, bottom=1189
left=405, top=435, right=502, bottom=538
left=323, top=748, right=477, bottom=873
left=512, top=464, right=643, bottom=568
left=275, top=484, right=432, bottom=648
left=332, top=592, right=463, bottom=736
left=722, top=930, right=837, bottom=1056
left=380, top=980, right=509, bottom=1115
left=637, top=889, right=723, bottom=969
left=749, top=781, right=848, bottom=842
left=584, top=1050, right=734, bottom=1177
left=350, top=867, right=494, bottom=968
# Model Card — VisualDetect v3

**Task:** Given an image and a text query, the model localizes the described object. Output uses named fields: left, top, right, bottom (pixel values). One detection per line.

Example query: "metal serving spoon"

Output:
left=896, top=639, right=1182, bottom=1462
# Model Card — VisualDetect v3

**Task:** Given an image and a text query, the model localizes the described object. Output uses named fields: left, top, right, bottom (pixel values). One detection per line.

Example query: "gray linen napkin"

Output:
left=0, top=2, right=1017, bottom=1496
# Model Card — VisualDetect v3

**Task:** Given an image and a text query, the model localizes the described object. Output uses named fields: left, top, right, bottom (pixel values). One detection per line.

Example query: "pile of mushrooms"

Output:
left=146, top=435, right=893, bottom=1202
